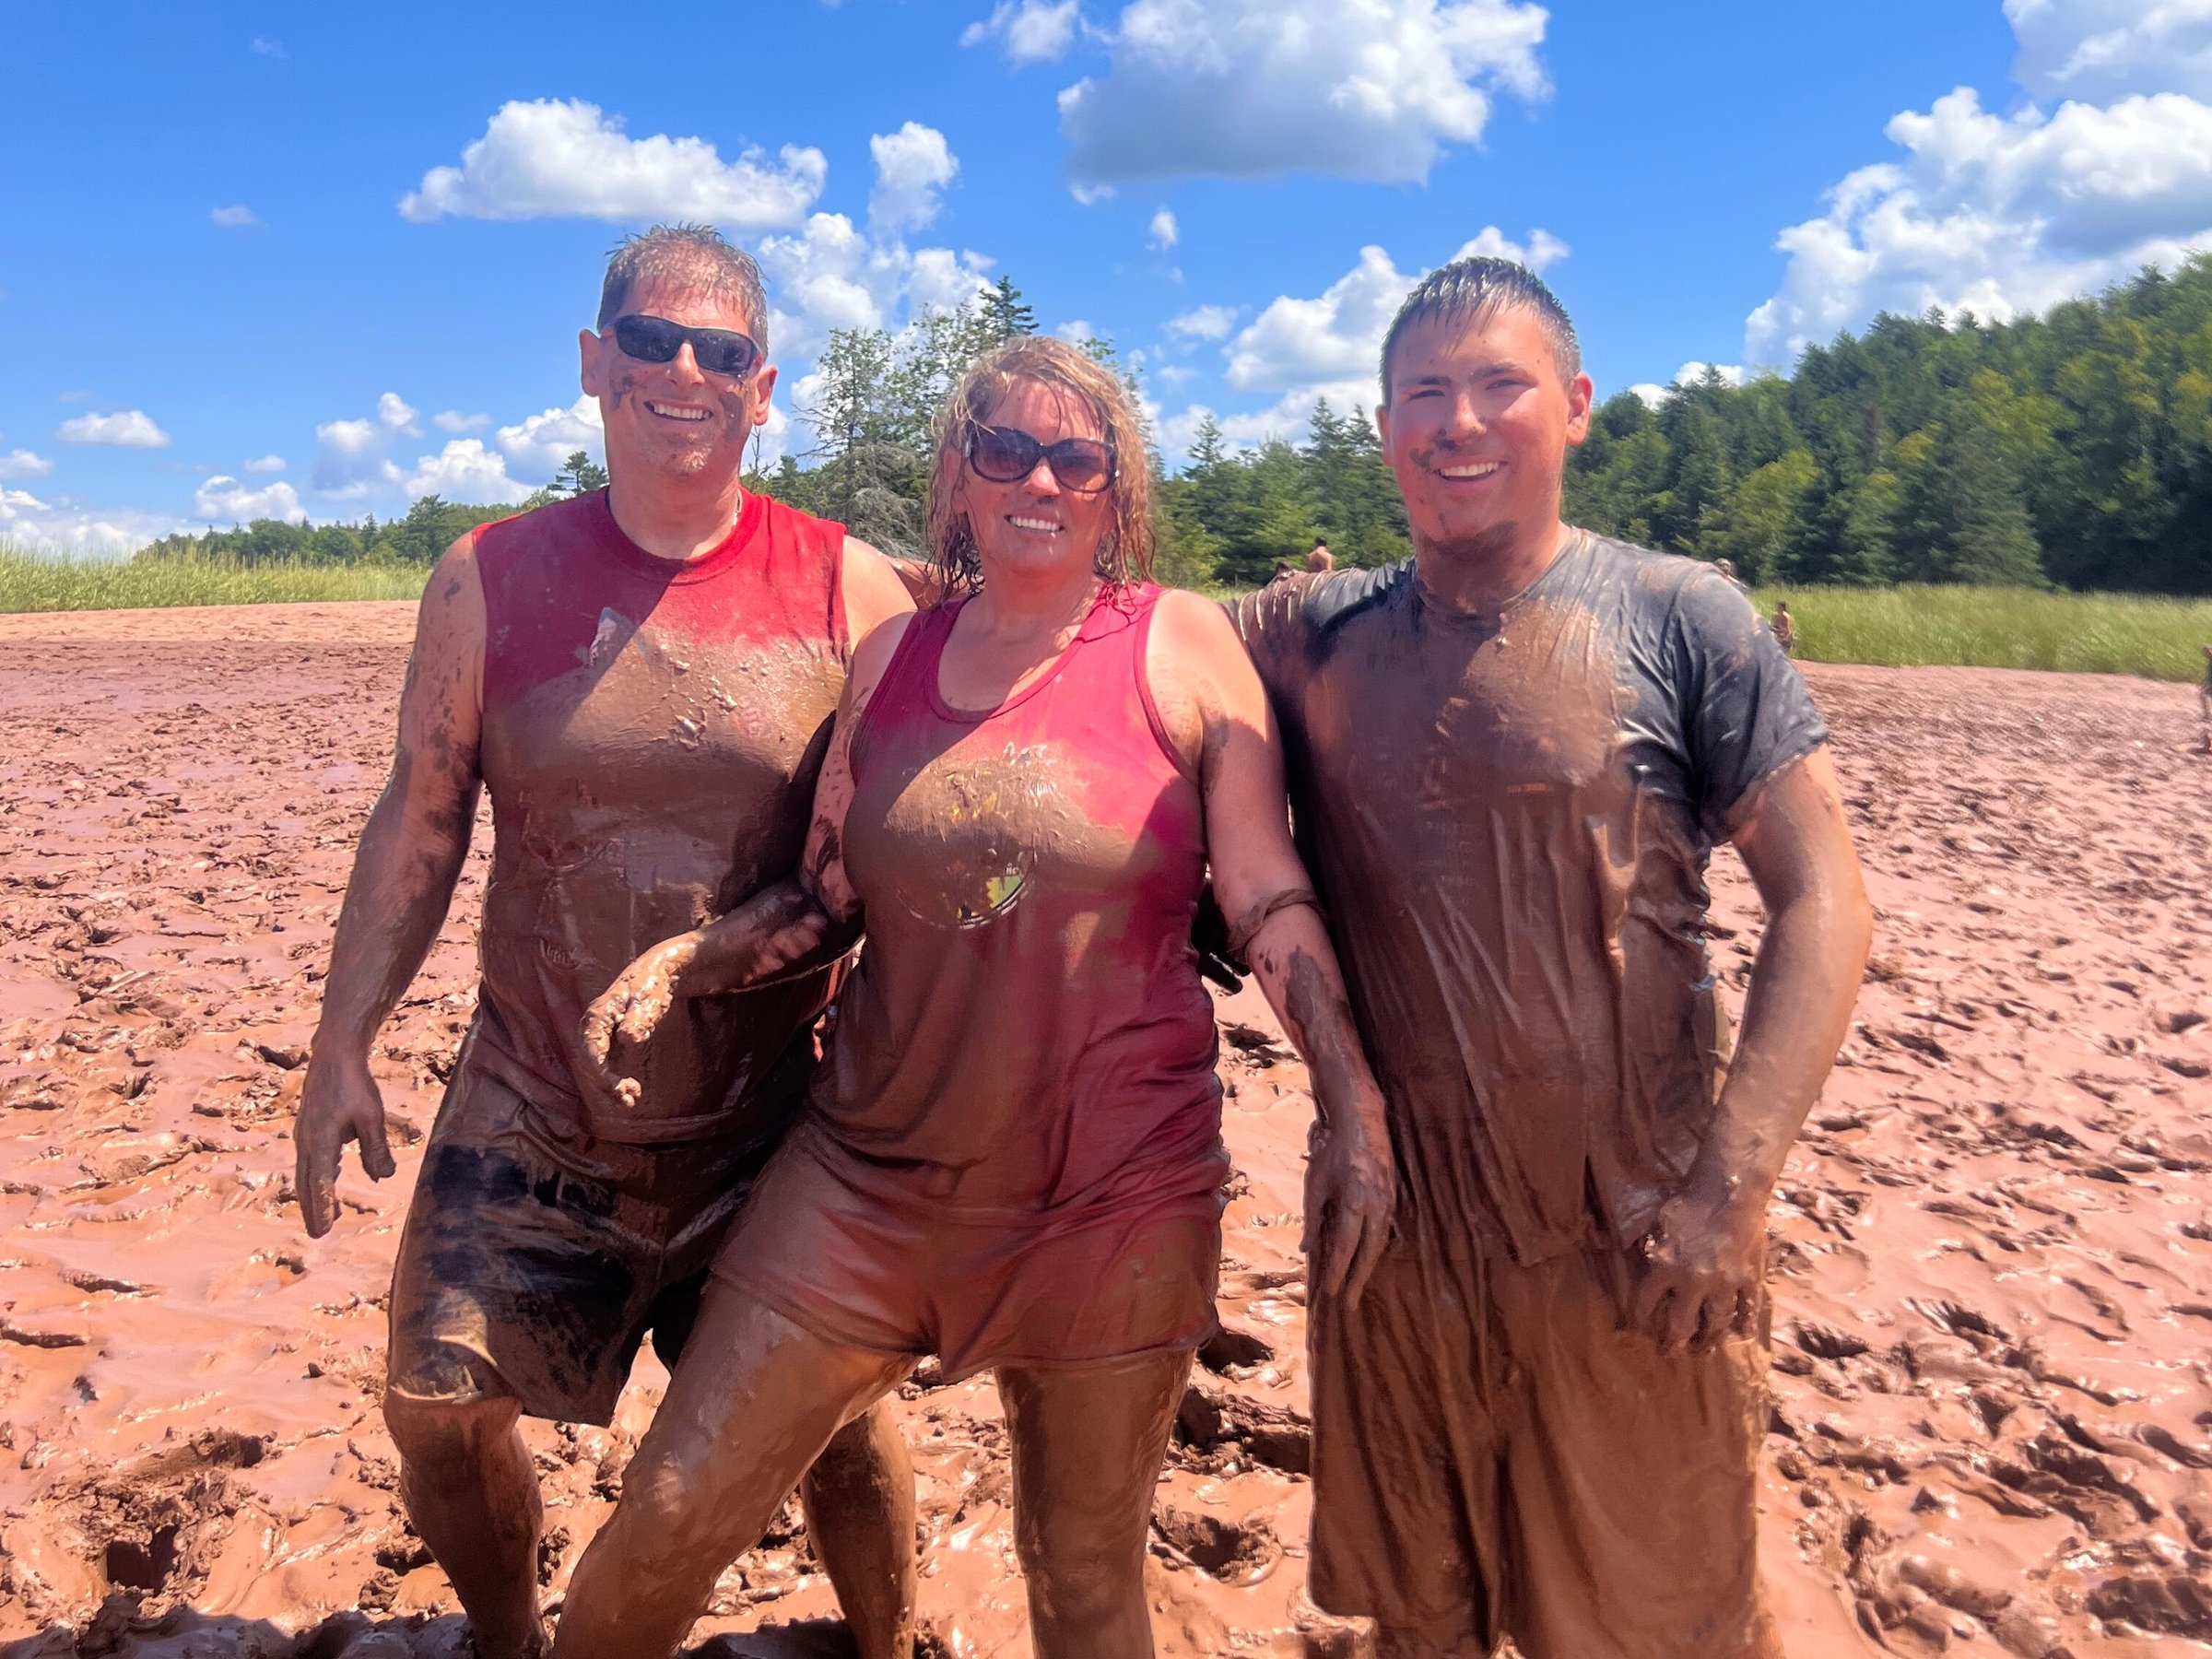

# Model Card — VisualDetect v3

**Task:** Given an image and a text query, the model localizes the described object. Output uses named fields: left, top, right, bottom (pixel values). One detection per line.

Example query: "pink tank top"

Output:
left=816, top=583, right=1226, bottom=1209
left=470, top=488, right=848, bottom=1145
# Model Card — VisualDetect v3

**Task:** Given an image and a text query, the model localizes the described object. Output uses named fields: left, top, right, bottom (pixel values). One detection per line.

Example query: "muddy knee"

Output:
left=1014, top=1502, right=1142, bottom=1622
left=383, top=1377, right=524, bottom=1477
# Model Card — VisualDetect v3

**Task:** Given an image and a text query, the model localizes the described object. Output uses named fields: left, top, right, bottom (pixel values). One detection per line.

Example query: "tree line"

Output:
left=138, top=257, right=2212, bottom=594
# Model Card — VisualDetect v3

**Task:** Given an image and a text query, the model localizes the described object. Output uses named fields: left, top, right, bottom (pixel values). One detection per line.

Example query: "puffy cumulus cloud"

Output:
left=1745, top=83, right=2212, bottom=364
left=0, top=449, right=53, bottom=480
left=59, top=409, right=171, bottom=448
left=1148, top=206, right=1179, bottom=249
left=756, top=212, right=992, bottom=356
left=1166, top=302, right=1237, bottom=339
left=1154, top=380, right=1377, bottom=461
left=403, top=441, right=526, bottom=507
left=2006, top=0, right=2212, bottom=99
left=193, top=475, right=307, bottom=524
left=400, top=99, right=827, bottom=229
left=1629, top=361, right=1747, bottom=407
left=1222, top=244, right=1415, bottom=392
left=377, top=392, right=420, bottom=432
left=964, top=0, right=1085, bottom=61
left=1454, top=223, right=1569, bottom=271
left=494, top=397, right=605, bottom=482
left=210, top=204, right=260, bottom=229
left=868, top=123, right=959, bottom=234
left=0, top=488, right=182, bottom=557
left=310, top=390, right=422, bottom=498
left=241, top=453, right=286, bottom=474
left=434, top=410, right=491, bottom=434
left=1056, top=0, right=1547, bottom=190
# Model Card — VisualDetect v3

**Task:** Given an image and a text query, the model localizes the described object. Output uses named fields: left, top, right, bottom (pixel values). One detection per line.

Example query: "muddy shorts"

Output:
left=714, top=1124, right=1227, bottom=1382
left=385, top=1063, right=785, bottom=1426
left=1309, top=1233, right=1775, bottom=1659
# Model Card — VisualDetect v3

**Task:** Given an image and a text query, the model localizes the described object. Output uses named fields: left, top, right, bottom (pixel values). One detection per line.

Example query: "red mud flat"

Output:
left=0, top=602, right=2207, bottom=1659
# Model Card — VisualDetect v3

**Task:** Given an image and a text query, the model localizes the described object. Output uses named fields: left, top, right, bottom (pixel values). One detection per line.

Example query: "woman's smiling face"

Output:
left=952, top=379, right=1118, bottom=584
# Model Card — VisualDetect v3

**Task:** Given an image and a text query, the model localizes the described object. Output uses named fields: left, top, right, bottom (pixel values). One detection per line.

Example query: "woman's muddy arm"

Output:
left=1148, top=592, right=1396, bottom=1303
left=298, top=536, right=486, bottom=1237
left=1630, top=745, right=1873, bottom=1353
left=578, top=612, right=914, bottom=1109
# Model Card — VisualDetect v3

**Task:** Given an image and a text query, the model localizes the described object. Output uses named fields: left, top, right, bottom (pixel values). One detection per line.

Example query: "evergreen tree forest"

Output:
left=131, top=257, right=2212, bottom=594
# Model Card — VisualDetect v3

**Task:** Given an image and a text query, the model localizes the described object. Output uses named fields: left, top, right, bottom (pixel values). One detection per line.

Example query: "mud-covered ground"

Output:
left=0, top=605, right=2206, bottom=1658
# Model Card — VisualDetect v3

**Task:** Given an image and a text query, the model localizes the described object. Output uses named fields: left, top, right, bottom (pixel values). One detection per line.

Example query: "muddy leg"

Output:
left=800, top=1402, right=917, bottom=1659
left=549, top=1284, right=909, bottom=1659
left=998, top=1349, right=1191, bottom=1659
left=383, top=1389, right=545, bottom=1659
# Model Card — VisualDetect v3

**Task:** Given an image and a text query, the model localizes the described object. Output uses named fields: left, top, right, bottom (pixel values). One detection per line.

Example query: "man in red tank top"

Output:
left=292, top=227, right=920, bottom=1659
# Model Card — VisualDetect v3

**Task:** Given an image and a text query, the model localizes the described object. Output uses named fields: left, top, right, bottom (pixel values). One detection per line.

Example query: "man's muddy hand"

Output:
left=1303, top=1094, right=1396, bottom=1308
left=294, top=1053, right=395, bottom=1239
left=1629, top=1185, right=1763, bottom=1357
left=578, top=938, right=695, bottom=1112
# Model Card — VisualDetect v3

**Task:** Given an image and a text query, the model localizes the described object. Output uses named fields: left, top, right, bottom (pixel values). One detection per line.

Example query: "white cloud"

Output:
left=210, top=205, right=260, bottom=229
left=869, top=123, right=959, bottom=234
left=1056, top=0, right=1548, bottom=189
left=1746, top=85, right=2212, bottom=364
left=1155, top=380, right=1376, bottom=461
left=434, top=410, right=491, bottom=433
left=1223, top=244, right=1416, bottom=392
left=241, top=453, right=286, bottom=474
left=59, top=409, right=171, bottom=448
left=1148, top=206, right=1179, bottom=249
left=0, top=449, right=53, bottom=479
left=377, top=392, right=419, bottom=432
left=1454, top=223, right=1569, bottom=271
left=1054, top=319, right=1101, bottom=343
left=400, top=99, right=828, bottom=229
left=0, top=489, right=182, bottom=557
left=495, top=397, right=606, bottom=482
left=250, top=36, right=284, bottom=56
left=193, top=475, right=306, bottom=524
left=963, top=0, right=1084, bottom=62
left=1166, top=302, right=1237, bottom=339
left=1629, top=361, right=1747, bottom=407
left=404, top=441, right=526, bottom=507
left=757, top=211, right=992, bottom=356
left=2006, top=0, right=2212, bottom=100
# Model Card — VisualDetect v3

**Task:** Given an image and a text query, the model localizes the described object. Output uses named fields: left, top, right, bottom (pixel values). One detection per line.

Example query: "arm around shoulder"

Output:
left=841, top=535, right=920, bottom=646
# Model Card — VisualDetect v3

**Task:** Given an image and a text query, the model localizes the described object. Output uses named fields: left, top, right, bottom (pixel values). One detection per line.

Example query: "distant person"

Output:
left=1713, top=556, right=1746, bottom=590
left=1771, top=599, right=1795, bottom=656
left=1233, top=257, right=1872, bottom=1659
left=1307, top=538, right=1335, bottom=573
left=292, top=224, right=918, bottom=1659
left=2201, top=644, right=2211, bottom=752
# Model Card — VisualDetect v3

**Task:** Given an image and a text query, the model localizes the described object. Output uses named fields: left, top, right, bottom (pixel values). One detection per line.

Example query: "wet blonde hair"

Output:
left=926, top=336, right=1155, bottom=595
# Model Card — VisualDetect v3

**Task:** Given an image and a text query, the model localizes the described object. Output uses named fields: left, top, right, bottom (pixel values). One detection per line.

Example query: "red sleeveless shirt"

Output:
left=814, top=583, right=1226, bottom=1210
left=468, top=488, right=848, bottom=1145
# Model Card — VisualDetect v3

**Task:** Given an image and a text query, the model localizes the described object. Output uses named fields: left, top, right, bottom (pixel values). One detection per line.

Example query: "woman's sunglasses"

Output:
left=610, top=314, right=763, bottom=379
left=965, top=425, right=1116, bottom=494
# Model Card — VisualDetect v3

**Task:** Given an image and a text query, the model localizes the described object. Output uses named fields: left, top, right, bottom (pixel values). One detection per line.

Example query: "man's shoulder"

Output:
left=470, top=488, right=597, bottom=560
left=754, top=490, right=848, bottom=552
left=1571, top=530, right=1757, bottom=629
left=1236, top=559, right=1410, bottom=645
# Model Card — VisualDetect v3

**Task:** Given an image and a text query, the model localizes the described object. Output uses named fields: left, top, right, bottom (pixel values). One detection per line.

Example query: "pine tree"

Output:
left=982, top=276, right=1037, bottom=342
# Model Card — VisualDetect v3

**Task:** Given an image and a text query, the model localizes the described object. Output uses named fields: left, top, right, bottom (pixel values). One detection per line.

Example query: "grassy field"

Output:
left=0, top=548, right=429, bottom=612
left=1752, top=583, right=2212, bottom=682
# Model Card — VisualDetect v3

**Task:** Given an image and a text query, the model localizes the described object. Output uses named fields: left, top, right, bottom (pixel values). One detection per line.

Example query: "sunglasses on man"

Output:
left=609, top=314, right=763, bottom=380
left=964, top=425, right=1117, bottom=494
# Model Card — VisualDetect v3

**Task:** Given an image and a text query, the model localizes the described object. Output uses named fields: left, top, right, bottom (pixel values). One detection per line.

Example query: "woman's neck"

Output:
left=962, top=557, right=1101, bottom=647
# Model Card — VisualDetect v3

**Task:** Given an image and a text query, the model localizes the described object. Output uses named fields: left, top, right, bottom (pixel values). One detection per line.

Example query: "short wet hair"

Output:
left=927, top=337, right=1155, bottom=596
left=1379, top=255, right=1580, bottom=402
left=597, top=223, right=769, bottom=352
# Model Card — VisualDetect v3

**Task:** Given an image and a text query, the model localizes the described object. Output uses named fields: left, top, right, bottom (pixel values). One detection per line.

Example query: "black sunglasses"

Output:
left=610, top=314, right=763, bottom=379
left=965, top=425, right=1116, bottom=493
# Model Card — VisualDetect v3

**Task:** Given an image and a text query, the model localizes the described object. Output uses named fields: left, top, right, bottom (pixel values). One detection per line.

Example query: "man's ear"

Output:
left=1564, top=372, right=1594, bottom=446
left=580, top=327, right=606, bottom=398
left=749, top=364, right=779, bottom=430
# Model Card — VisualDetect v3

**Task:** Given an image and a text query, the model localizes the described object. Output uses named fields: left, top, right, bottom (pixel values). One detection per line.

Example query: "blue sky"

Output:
left=6, top=0, right=2207, bottom=553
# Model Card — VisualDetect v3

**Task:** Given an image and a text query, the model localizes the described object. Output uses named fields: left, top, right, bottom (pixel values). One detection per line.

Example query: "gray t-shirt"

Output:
left=1233, top=530, right=1829, bottom=1261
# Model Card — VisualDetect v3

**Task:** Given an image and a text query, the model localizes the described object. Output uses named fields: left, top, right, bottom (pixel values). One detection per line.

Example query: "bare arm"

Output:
left=578, top=611, right=915, bottom=1111
left=1631, top=745, right=1873, bottom=1352
left=1150, top=592, right=1396, bottom=1304
left=296, top=536, right=486, bottom=1237
left=840, top=534, right=918, bottom=644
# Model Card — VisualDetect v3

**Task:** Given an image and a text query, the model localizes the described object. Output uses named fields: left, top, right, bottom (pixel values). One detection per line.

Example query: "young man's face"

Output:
left=1376, top=302, right=1593, bottom=558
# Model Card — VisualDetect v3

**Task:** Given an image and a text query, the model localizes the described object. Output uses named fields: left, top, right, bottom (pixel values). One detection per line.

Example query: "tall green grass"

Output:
left=1752, top=583, right=2212, bottom=682
left=0, top=547, right=429, bottom=613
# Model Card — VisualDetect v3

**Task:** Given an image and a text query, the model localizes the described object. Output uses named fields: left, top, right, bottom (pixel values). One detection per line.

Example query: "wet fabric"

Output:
left=470, top=487, right=849, bottom=1147
left=384, top=1052, right=792, bottom=1425
left=1232, top=533, right=1829, bottom=1261
left=717, top=1122, right=1223, bottom=1382
left=1307, top=1232, right=1774, bottom=1657
left=720, top=583, right=1229, bottom=1373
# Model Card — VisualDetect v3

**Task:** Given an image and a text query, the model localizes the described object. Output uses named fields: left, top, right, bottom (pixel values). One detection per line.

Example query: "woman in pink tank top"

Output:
left=551, top=340, right=1398, bottom=1659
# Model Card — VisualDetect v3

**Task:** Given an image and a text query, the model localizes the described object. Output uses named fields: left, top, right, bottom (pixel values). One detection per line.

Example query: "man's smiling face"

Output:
left=580, top=274, right=775, bottom=482
left=1376, top=302, right=1593, bottom=559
